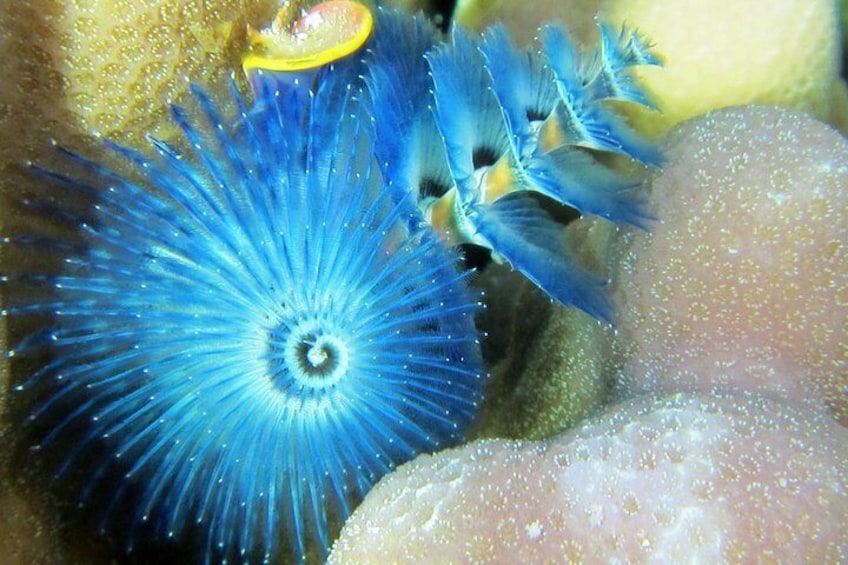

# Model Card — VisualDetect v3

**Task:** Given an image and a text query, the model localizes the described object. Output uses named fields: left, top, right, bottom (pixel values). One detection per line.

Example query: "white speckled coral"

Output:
left=329, top=391, right=848, bottom=563
left=613, top=105, right=848, bottom=424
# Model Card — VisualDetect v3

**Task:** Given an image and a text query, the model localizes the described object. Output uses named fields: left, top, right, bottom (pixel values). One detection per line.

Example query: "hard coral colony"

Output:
left=1, top=2, right=661, bottom=563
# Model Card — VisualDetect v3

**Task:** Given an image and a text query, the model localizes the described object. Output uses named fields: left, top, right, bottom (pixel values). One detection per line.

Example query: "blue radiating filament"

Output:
left=5, top=32, right=484, bottom=565
left=3, top=4, right=664, bottom=564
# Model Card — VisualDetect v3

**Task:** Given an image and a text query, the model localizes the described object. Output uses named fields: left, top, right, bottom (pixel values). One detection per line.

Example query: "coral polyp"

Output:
left=4, top=57, right=484, bottom=563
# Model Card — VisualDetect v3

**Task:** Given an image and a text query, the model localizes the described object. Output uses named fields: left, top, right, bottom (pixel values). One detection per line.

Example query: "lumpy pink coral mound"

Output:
left=612, top=105, right=848, bottom=424
left=329, top=392, right=848, bottom=563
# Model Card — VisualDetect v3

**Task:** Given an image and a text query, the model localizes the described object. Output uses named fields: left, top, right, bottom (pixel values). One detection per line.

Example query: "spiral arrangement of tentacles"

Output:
left=2, top=2, right=661, bottom=564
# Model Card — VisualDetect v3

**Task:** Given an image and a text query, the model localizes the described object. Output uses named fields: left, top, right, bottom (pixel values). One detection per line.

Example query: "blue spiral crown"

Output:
left=5, top=33, right=484, bottom=565
left=2, top=3, right=662, bottom=563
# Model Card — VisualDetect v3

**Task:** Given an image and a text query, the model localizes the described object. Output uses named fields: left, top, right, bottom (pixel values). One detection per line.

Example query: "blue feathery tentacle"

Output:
left=539, top=24, right=664, bottom=166
left=593, top=22, right=662, bottom=108
left=468, top=193, right=613, bottom=321
left=362, top=7, right=448, bottom=217
left=426, top=25, right=515, bottom=206
left=426, top=23, right=624, bottom=317
left=478, top=23, right=651, bottom=227
left=478, top=23, right=560, bottom=161
left=5, top=57, right=485, bottom=564
left=530, top=146, right=653, bottom=229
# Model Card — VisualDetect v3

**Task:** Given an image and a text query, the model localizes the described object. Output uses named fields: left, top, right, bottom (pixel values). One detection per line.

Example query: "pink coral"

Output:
left=612, top=105, right=848, bottom=424
left=330, top=391, right=848, bottom=563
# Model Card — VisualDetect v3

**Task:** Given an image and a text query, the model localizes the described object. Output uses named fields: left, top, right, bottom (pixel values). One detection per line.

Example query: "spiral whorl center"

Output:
left=270, top=319, right=351, bottom=391
left=296, top=333, right=341, bottom=377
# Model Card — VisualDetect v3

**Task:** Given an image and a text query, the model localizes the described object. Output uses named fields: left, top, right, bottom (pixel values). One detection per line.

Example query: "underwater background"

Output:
left=1, top=0, right=847, bottom=563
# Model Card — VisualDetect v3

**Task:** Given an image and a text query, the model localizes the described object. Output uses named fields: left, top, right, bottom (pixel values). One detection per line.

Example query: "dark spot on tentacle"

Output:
left=472, top=146, right=499, bottom=170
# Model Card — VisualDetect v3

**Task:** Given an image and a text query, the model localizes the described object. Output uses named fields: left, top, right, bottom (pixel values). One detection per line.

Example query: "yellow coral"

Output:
left=0, top=0, right=277, bottom=160
left=600, top=0, right=840, bottom=137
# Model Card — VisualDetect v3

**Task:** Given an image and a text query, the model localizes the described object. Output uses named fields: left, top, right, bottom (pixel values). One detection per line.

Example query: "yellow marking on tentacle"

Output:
left=424, top=187, right=489, bottom=249
left=426, top=189, right=462, bottom=247
left=480, top=156, right=518, bottom=204
left=427, top=187, right=491, bottom=248
left=243, top=1, right=373, bottom=72
left=538, top=112, right=566, bottom=153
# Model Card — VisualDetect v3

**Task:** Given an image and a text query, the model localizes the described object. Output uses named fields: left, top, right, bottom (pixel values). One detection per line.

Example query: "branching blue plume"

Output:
left=362, top=8, right=452, bottom=216
left=398, top=14, right=663, bottom=319
left=4, top=57, right=485, bottom=564
left=594, top=22, right=663, bottom=108
left=539, top=24, right=664, bottom=166
left=425, top=25, right=515, bottom=205
left=478, top=24, right=652, bottom=229
left=426, top=25, right=615, bottom=320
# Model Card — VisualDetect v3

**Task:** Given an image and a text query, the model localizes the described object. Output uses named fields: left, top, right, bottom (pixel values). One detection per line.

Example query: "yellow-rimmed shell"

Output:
left=243, top=1, right=373, bottom=72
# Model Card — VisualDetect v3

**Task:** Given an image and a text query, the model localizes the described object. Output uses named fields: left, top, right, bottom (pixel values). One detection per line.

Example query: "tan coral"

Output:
left=0, top=1, right=276, bottom=158
left=0, top=478, right=61, bottom=565
left=454, top=0, right=602, bottom=45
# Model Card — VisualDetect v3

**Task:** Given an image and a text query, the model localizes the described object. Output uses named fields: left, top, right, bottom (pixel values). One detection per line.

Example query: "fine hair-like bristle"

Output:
left=5, top=59, right=485, bottom=563
left=2, top=5, right=666, bottom=562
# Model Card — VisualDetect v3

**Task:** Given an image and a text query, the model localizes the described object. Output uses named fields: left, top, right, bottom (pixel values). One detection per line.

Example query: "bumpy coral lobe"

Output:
left=0, top=0, right=272, bottom=151
left=330, top=392, right=848, bottom=563
left=612, top=106, right=848, bottom=425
